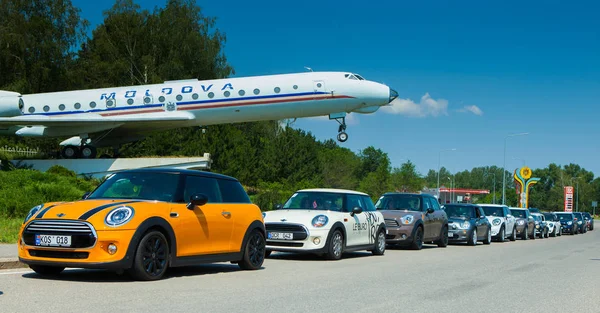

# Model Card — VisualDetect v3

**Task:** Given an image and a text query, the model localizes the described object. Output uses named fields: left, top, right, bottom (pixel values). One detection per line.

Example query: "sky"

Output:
left=72, top=0, right=600, bottom=178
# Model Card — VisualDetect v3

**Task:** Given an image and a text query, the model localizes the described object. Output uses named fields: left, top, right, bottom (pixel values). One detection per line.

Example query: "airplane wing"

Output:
left=0, top=111, right=196, bottom=127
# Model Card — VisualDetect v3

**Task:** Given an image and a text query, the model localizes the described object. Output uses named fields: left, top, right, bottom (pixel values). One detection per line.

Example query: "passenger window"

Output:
left=346, top=195, right=366, bottom=213
left=183, top=175, right=222, bottom=203
left=430, top=197, right=441, bottom=211
left=217, top=179, right=251, bottom=203
left=424, top=198, right=433, bottom=211
left=361, top=196, right=376, bottom=211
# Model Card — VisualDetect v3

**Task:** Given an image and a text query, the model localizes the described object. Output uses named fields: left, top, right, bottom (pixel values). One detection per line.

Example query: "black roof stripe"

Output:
left=78, top=200, right=142, bottom=220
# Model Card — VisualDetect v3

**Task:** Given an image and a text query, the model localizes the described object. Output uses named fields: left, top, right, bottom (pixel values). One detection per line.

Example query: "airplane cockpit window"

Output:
left=354, top=74, right=365, bottom=80
left=344, top=73, right=359, bottom=80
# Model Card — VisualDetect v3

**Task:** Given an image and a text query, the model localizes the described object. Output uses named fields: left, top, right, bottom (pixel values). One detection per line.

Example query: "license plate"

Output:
left=35, top=234, right=71, bottom=247
left=268, top=232, right=293, bottom=240
left=448, top=232, right=453, bottom=237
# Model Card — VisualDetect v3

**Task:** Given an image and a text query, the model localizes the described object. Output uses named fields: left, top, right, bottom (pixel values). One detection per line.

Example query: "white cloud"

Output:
left=459, top=105, right=483, bottom=116
left=380, top=93, right=448, bottom=117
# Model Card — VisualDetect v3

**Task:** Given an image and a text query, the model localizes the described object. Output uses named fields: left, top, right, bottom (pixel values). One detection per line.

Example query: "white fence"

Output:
left=0, top=146, right=42, bottom=157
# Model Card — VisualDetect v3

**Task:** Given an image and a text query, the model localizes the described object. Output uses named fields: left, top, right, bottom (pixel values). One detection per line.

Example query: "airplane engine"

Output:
left=0, top=95, right=24, bottom=117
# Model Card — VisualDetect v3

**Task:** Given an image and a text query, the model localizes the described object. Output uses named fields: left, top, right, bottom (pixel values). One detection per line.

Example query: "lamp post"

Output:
left=571, top=177, right=579, bottom=212
left=437, top=148, right=456, bottom=196
left=484, top=169, right=497, bottom=204
left=502, top=132, right=529, bottom=205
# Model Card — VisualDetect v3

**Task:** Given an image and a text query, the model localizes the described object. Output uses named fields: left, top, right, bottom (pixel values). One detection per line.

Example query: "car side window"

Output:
left=361, top=195, right=376, bottom=211
left=346, top=195, right=366, bottom=213
left=217, top=179, right=251, bottom=203
left=424, top=198, right=433, bottom=211
left=183, top=175, right=222, bottom=203
left=430, top=197, right=441, bottom=211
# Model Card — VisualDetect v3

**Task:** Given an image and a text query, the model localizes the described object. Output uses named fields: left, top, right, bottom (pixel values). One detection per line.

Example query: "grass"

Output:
left=0, top=217, right=23, bottom=244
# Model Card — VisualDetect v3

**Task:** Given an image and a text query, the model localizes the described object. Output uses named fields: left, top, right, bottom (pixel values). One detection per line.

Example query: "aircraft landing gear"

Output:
left=60, top=145, right=97, bottom=159
left=334, top=116, right=348, bottom=143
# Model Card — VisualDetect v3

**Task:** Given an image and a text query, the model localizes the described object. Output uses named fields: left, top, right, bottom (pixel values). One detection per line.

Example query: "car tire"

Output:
left=238, top=229, right=266, bottom=270
left=498, top=226, right=505, bottom=243
left=29, top=265, right=65, bottom=276
left=325, top=229, right=344, bottom=260
left=129, top=230, right=170, bottom=281
left=372, top=229, right=386, bottom=255
left=468, top=228, right=477, bottom=246
left=437, top=224, right=448, bottom=248
left=483, top=227, right=491, bottom=245
left=522, top=227, right=529, bottom=240
left=509, top=226, right=517, bottom=241
left=410, top=226, right=424, bottom=250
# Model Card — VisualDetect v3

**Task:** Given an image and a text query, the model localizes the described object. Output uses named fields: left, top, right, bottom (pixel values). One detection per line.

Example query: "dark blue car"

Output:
left=555, top=212, right=577, bottom=235
left=444, top=203, right=492, bottom=246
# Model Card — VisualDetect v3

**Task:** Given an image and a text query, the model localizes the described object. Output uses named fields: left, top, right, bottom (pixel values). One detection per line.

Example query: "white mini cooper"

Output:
left=262, top=188, right=387, bottom=260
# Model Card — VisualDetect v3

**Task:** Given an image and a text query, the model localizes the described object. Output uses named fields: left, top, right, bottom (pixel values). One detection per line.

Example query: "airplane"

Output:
left=0, top=71, right=398, bottom=159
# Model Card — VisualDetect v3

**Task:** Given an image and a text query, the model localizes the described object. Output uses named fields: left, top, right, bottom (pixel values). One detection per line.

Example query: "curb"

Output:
left=0, top=258, right=26, bottom=270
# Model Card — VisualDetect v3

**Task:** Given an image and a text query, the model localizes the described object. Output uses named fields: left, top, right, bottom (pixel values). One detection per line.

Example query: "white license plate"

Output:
left=35, top=234, right=71, bottom=247
left=268, top=232, right=293, bottom=240
left=448, top=232, right=453, bottom=237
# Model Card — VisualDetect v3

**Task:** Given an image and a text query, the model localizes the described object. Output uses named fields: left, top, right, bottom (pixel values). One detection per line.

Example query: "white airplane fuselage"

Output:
left=0, top=71, right=397, bottom=157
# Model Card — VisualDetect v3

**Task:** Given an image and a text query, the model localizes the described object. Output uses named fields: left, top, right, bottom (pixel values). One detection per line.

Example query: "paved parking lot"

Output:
left=1, top=230, right=599, bottom=313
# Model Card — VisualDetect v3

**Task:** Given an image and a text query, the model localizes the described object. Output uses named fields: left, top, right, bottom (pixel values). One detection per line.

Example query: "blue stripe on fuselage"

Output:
left=24, top=91, right=330, bottom=117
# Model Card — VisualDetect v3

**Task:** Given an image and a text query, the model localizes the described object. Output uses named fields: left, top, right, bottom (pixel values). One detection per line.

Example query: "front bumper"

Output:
left=18, top=229, right=136, bottom=269
left=490, top=224, right=502, bottom=237
left=385, top=223, right=415, bottom=244
left=515, top=223, right=527, bottom=235
left=448, top=228, right=470, bottom=242
left=265, top=226, right=331, bottom=253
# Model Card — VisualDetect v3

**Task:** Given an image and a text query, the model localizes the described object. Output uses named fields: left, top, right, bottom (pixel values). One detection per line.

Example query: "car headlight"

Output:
left=492, top=218, right=501, bottom=226
left=517, top=220, right=525, bottom=225
left=567, top=221, right=572, bottom=225
left=312, top=215, right=328, bottom=227
left=578, top=221, right=582, bottom=224
left=105, top=206, right=135, bottom=227
left=23, top=204, right=43, bottom=224
left=460, top=221, right=470, bottom=229
left=400, top=215, right=414, bottom=225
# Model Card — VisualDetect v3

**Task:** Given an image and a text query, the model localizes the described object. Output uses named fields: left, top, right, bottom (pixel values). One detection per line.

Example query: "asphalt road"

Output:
left=1, top=230, right=599, bottom=313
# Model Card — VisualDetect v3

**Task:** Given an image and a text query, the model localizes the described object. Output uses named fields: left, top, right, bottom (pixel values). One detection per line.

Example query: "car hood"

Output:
left=25, top=199, right=163, bottom=229
left=378, top=210, right=421, bottom=220
left=263, top=209, right=340, bottom=227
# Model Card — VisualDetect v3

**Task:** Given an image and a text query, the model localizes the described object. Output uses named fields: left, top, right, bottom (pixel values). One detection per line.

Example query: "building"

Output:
left=421, top=187, right=491, bottom=204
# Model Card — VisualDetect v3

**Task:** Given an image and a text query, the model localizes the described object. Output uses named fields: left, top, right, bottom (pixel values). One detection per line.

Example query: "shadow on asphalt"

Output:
left=21, top=263, right=261, bottom=283
left=267, top=251, right=373, bottom=261
left=386, top=244, right=437, bottom=251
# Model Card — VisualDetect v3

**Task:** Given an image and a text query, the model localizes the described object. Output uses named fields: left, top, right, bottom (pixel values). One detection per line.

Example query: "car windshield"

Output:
left=574, top=213, right=583, bottom=219
left=543, top=213, right=556, bottom=221
left=556, top=213, right=573, bottom=221
left=510, top=209, right=526, bottom=218
left=88, top=172, right=180, bottom=202
left=481, top=206, right=503, bottom=217
left=282, top=192, right=344, bottom=211
left=444, top=205, right=476, bottom=218
left=375, top=194, right=421, bottom=211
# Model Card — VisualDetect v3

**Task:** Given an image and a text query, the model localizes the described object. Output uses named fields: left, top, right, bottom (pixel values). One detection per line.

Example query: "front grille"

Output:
left=265, top=223, right=308, bottom=240
left=23, top=220, right=96, bottom=249
left=29, top=250, right=89, bottom=259
left=385, top=219, right=399, bottom=227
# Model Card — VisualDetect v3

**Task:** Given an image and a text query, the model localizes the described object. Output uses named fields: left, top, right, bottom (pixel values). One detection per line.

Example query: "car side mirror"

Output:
left=275, top=203, right=283, bottom=210
left=82, top=192, right=90, bottom=199
left=426, top=208, right=434, bottom=214
left=350, top=207, right=363, bottom=216
left=186, top=194, right=208, bottom=210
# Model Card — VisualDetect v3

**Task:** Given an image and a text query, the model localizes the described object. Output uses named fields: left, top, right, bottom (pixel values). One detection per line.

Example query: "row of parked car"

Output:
left=16, top=169, right=596, bottom=281
left=263, top=189, right=596, bottom=258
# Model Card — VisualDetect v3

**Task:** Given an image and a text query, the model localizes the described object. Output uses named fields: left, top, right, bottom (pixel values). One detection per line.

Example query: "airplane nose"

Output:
left=389, top=88, right=398, bottom=102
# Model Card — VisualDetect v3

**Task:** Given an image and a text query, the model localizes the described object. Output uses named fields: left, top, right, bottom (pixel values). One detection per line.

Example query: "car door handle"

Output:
left=221, top=211, right=231, bottom=217
left=170, top=212, right=179, bottom=218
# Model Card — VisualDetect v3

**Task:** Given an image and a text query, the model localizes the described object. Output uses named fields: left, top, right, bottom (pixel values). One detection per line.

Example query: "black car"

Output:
left=573, top=212, right=587, bottom=233
left=510, top=208, right=536, bottom=240
left=582, top=212, right=594, bottom=231
left=444, top=203, right=492, bottom=246
left=555, top=212, right=577, bottom=235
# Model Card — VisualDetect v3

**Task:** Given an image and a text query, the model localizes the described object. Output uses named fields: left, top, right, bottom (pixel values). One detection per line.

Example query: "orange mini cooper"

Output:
left=18, top=168, right=266, bottom=280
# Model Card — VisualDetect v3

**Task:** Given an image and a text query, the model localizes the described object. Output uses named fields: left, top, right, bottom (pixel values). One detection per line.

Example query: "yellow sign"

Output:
left=520, top=166, right=532, bottom=180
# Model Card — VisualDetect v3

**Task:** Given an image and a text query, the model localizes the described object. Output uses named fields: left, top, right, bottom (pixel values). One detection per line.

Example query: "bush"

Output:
left=0, top=169, right=100, bottom=218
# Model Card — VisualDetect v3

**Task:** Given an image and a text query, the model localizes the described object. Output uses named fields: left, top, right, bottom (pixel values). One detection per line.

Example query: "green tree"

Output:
left=390, top=160, right=423, bottom=192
